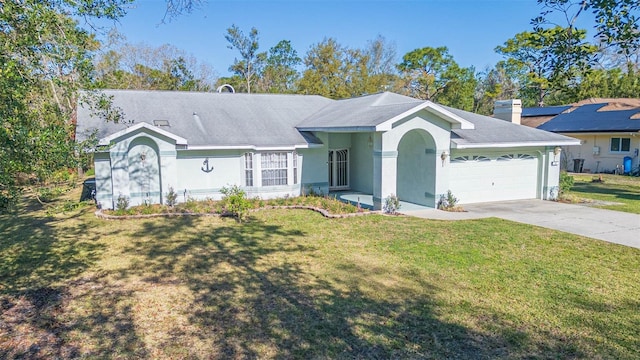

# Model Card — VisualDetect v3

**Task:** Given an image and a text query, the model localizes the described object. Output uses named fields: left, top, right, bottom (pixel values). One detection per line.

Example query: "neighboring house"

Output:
left=519, top=98, right=640, bottom=174
left=75, top=90, right=579, bottom=210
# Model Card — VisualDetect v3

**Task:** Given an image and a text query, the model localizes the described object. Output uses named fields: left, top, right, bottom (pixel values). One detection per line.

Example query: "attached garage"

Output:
left=449, top=152, right=539, bottom=204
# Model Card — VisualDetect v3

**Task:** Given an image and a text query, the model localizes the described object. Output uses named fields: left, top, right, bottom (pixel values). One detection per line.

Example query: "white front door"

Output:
left=329, top=149, right=349, bottom=189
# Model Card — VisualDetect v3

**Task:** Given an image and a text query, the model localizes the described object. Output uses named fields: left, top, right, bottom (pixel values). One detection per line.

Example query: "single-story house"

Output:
left=518, top=98, right=640, bottom=174
left=75, top=90, right=580, bottom=210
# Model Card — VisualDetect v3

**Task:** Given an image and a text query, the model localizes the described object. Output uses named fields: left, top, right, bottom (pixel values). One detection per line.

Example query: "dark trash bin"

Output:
left=573, top=159, right=584, bottom=173
left=80, top=178, right=96, bottom=202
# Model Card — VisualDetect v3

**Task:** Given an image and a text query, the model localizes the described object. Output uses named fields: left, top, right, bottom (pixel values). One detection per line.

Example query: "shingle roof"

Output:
left=538, top=103, right=640, bottom=132
left=297, top=92, right=424, bottom=130
left=76, top=90, right=577, bottom=149
left=75, top=90, right=333, bottom=147
left=443, top=106, right=579, bottom=147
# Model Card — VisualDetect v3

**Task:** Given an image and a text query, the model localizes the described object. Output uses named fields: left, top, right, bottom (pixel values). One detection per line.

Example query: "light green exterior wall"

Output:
left=374, top=110, right=452, bottom=208
left=94, top=109, right=565, bottom=210
left=350, top=133, right=373, bottom=194
left=96, top=128, right=322, bottom=209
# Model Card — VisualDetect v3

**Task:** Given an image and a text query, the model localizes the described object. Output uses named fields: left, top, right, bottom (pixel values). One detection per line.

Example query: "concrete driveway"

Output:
left=402, top=199, right=640, bottom=249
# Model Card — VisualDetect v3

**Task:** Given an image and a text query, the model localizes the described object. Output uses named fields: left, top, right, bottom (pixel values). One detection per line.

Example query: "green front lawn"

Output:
left=567, top=173, right=640, bottom=214
left=1, top=188, right=639, bottom=359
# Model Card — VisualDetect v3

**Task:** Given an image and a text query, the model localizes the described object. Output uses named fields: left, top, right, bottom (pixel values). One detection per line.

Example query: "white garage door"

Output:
left=449, top=153, right=539, bottom=204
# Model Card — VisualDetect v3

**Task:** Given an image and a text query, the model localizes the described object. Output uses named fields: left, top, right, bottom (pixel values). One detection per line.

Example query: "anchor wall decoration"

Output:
left=201, top=158, right=214, bottom=173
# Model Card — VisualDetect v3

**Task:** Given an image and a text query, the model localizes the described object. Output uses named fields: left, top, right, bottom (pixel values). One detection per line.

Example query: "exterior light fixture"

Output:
left=553, top=146, right=562, bottom=156
left=368, top=135, right=373, bottom=148
left=441, top=151, right=448, bottom=166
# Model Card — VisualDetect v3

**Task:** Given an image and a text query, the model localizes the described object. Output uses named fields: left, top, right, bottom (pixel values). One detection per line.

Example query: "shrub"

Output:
left=559, top=171, right=574, bottom=195
left=220, top=185, right=250, bottom=222
left=383, top=194, right=401, bottom=214
left=165, top=186, right=178, bottom=207
left=438, top=190, right=460, bottom=211
left=37, top=186, right=66, bottom=203
left=116, top=194, right=129, bottom=212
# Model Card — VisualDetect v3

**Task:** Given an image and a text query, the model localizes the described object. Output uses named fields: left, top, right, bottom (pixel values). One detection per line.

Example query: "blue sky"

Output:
left=98, top=0, right=591, bottom=77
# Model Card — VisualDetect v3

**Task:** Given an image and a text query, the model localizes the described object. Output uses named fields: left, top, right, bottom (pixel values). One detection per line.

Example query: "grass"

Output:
left=566, top=173, right=640, bottom=214
left=1, top=185, right=639, bottom=359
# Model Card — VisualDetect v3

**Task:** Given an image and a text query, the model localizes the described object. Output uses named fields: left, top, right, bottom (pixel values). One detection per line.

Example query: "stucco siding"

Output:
left=350, top=133, right=373, bottom=194
left=328, top=133, right=351, bottom=150
left=94, top=152, right=113, bottom=209
left=175, top=150, right=244, bottom=200
left=560, top=133, right=640, bottom=173
left=299, top=134, right=329, bottom=195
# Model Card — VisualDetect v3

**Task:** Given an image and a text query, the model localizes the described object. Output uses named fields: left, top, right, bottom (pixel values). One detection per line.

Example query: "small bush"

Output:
left=220, top=185, right=250, bottom=222
left=165, top=187, right=178, bottom=207
left=559, top=171, right=574, bottom=195
left=0, top=188, right=19, bottom=214
left=50, top=169, right=76, bottom=184
left=116, top=194, right=129, bottom=211
left=38, top=186, right=66, bottom=203
left=438, top=190, right=461, bottom=211
left=383, top=194, right=401, bottom=214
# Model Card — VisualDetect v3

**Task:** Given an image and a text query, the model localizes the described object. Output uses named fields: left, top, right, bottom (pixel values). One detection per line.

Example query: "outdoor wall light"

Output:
left=553, top=146, right=562, bottom=156
left=368, top=135, right=373, bottom=148
left=441, top=151, right=448, bottom=166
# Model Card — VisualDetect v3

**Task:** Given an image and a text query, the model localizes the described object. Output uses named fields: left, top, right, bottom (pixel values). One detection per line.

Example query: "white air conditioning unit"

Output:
left=593, top=146, right=600, bottom=155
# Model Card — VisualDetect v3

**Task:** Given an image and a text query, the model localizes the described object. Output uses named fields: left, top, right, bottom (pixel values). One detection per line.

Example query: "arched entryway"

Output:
left=396, top=129, right=437, bottom=207
left=127, top=137, right=161, bottom=206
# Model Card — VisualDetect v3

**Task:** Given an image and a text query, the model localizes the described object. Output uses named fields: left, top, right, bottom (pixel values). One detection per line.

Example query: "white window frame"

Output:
left=242, top=151, right=300, bottom=187
left=610, top=137, right=631, bottom=153
left=292, top=152, right=298, bottom=185
left=261, top=152, right=289, bottom=187
left=244, top=152, right=254, bottom=187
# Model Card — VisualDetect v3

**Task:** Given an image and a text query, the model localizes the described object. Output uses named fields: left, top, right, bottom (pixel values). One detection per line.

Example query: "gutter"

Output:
left=451, top=140, right=582, bottom=149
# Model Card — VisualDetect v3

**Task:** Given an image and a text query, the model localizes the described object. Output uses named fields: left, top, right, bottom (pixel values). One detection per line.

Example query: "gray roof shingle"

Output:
left=76, top=90, right=333, bottom=147
left=297, top=92, right=424, bottom=129
left=443, top=106, right=579, bottom=147
left=76, top=90, right=577, bottom=149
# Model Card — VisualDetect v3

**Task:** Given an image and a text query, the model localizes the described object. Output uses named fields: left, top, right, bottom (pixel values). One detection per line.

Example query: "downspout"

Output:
left=535, top=150, right=546, bottom=200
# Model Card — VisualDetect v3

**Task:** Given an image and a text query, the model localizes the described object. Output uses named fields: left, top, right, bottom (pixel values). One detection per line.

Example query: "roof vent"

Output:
left=216, top=84, right=235, bottom=93
left=153, top=119, right=171, bottom=127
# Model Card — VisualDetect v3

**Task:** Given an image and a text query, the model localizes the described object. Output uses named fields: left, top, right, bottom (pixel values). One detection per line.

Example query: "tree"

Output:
left=397, top=46, right=477, bottom=110
left=298, top=38, right=378, bottom=99
left=495, top=27, right=597, bottom=106
left=535, top=0, right=640, bottom=58
left=0, top=0, right=126, bottom=210
left=94, top=36, right=215, bottom=91
left=260, top=40, right=301, bottom=93
left=573, top=66, right=640, bottom=99
left=0, top=0, right=203, bottom=211
left=225, top=25, right=266, bottom=93
left=364, top=35, right=401, bottom=92
left=473, top=62, right=520, bottom=115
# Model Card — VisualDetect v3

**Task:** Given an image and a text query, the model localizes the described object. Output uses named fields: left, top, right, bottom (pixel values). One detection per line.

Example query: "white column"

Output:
left=372, top=132, right=398, bottom=210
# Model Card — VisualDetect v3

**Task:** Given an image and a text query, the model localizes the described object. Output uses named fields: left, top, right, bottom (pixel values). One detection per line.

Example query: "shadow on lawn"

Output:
left=0, top=196, right=105, bottom=293
left=0, top=196, right=145, bottom=359
left=572, top=182, right=640, bottom=201
left=121, top=213, right=590, bottom=358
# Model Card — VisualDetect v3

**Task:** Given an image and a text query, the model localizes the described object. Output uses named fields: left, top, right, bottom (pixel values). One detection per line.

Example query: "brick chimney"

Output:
left=493, top=99, right=522, bottom=125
